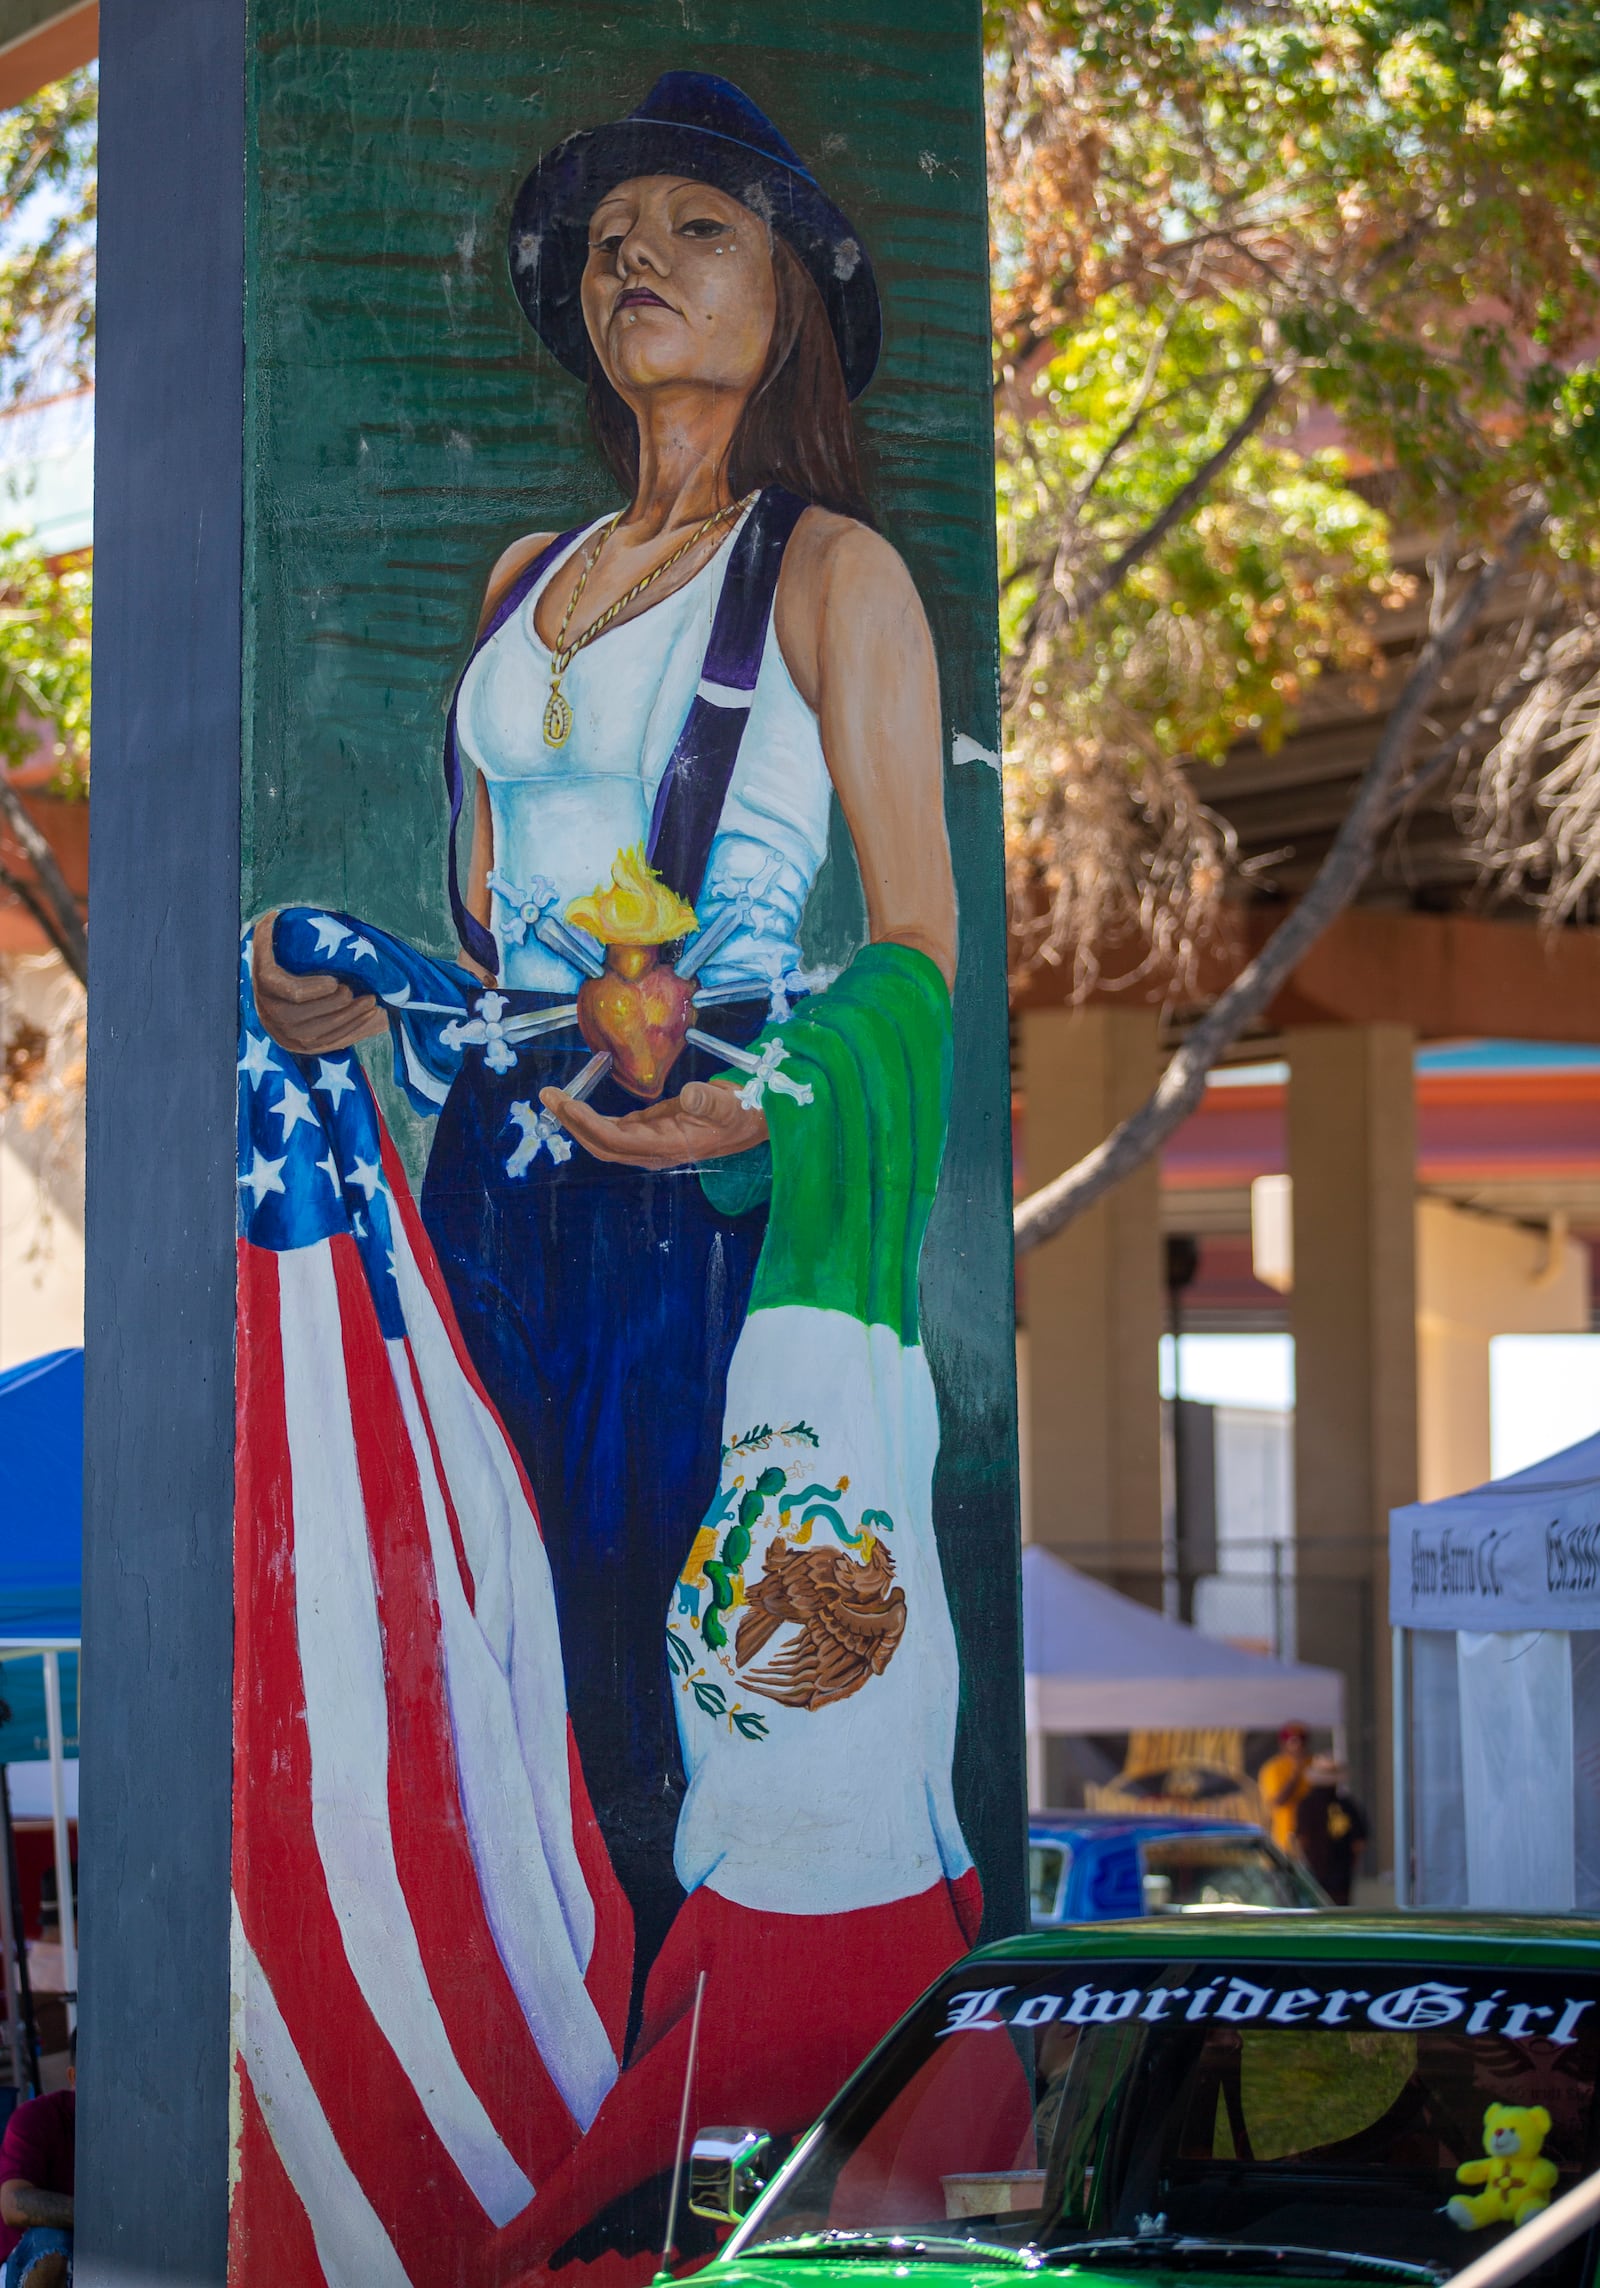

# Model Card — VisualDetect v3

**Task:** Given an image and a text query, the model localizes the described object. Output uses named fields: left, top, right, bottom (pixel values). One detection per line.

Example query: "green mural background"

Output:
left=242, top=0, right=1022, bottom=1933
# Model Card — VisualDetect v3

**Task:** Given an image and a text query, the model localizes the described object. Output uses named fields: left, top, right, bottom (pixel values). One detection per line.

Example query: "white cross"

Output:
left=441, top=991, right=518, bottom=1075
left=506, top=1100, right=572, bottom=1176
left=733, top=1037, right=813, bottom=1111
left=757, top=956, right=836, bottom=1023
left=682, top=1030, right=814, bottom=1112
left=674, top=852, right=785, bottom=983
left=488, top=868, right=557, bottom=948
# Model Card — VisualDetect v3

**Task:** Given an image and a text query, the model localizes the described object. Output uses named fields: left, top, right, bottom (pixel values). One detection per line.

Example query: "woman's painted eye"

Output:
left=679, top=217, right=729, bottom=240
left=590, top=231, right=625, bottom=255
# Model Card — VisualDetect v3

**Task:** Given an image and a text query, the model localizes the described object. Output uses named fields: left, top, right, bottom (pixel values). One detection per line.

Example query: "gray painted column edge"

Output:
left=78, top=1, right=244, bottom=2279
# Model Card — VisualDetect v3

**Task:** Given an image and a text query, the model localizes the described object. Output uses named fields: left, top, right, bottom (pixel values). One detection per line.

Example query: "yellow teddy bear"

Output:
left=1446, top=2105, right=1559, bottom=2232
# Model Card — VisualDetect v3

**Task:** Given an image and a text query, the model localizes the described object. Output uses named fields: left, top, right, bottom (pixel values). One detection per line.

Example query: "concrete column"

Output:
left=1287, top=1023, right=1417, bottom=1877
left=1021, top=1007, right=1164, bottom=1575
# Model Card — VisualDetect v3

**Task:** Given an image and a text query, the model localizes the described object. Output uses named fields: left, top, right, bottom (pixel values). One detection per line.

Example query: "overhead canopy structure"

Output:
left=1024, top=1545, right=1344, bottom=1732
left=1391, top=1433, right=1600, bottom=1913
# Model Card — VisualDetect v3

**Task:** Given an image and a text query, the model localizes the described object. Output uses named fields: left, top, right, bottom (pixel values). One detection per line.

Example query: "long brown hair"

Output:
left=585, top=232, right=872, bottom=522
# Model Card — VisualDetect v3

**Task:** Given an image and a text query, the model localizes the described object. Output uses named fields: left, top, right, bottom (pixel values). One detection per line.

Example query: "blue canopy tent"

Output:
left=0, top=1348, right=82, bottom=1737
left=0, top=1346, right=82, bottom=2042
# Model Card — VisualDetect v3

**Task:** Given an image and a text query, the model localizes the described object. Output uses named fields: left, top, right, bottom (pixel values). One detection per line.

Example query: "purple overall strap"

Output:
left=645, top=486, right=808, bottom=907
left=442, top=522, right=586, bottom=976
left=446, top=486, right=809, bottom=971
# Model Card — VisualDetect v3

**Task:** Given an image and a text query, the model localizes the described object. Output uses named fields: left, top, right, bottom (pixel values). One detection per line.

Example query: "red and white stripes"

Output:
left=230, top=1159, right=632, bottom=2286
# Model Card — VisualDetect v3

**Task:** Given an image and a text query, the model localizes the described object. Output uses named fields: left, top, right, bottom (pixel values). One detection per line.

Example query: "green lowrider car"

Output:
left=695, top=1916, right=1600, bottom=2288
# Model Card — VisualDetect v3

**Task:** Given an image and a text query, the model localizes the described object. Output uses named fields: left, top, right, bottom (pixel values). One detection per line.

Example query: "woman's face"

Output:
left=581, top=175, right=777, bottom=405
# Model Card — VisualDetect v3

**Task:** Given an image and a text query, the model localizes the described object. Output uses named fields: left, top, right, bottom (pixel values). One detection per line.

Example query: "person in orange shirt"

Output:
left=1258, top=1721, right=1311, bottom=1851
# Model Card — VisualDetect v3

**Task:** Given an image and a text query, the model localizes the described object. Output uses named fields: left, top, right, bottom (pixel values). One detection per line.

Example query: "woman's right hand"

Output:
left=250, top=912, right=387, bottom=1056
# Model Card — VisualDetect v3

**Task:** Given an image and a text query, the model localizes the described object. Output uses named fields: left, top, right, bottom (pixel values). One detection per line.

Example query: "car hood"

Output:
left=712, top=2262, right=1030, bottom=2287
left=712, top=2260, right=1401, bottom=2288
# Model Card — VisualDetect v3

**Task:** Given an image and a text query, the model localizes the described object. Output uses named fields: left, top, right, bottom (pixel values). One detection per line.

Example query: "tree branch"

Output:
left=1382, top=617, right=1559, bottom=823
left=0, top=774, right=86, bottom=983
left=0, top=857, right=68, bottom=960
left=1071, top=266, right=1201, bottom=512
left=1013, top=492, right=1549, bottom=1255
left=1006, top=365, right=1290, bottom=700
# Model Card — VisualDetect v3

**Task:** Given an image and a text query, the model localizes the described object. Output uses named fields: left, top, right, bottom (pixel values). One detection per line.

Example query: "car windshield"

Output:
left=738, top=1957, right=1600, bottom=2284
left=1141, top=1839, right=1323, bottom=1913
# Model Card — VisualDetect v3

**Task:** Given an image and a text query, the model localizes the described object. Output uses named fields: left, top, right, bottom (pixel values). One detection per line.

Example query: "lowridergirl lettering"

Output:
left=937, top=1974, right=1596, bottom=2045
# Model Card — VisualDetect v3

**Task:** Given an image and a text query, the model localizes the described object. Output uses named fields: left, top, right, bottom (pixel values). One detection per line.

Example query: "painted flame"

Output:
left=566, top=843, right=699, bottom=946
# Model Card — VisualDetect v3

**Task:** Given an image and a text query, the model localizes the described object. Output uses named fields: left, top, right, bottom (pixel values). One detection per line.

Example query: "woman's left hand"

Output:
left=538, top=1077, right=769, bottom=1168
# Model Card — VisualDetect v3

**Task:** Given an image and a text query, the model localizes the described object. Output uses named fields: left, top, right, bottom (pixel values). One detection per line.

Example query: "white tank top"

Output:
left=455, top=508, right=833, bottom=996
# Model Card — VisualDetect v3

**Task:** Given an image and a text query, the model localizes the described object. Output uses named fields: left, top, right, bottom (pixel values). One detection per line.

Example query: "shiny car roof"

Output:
left=1029, top=1812, right=1268, bottom=1846
left=965, top=1910, right=1600, bottom=1970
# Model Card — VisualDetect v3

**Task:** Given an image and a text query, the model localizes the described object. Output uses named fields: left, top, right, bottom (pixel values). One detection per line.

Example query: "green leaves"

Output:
left=991, top=1, right=1600, bottom=978
left=0, top=537, right=91, bottom=794
left=0, top=69, right=98, bottom=799
left=0, top=69, right=96, bottom=406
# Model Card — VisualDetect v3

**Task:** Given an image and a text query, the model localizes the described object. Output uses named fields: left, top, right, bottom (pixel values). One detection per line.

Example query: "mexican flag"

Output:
left=462, top=947, right=984, bottom=2276
left=672, top=940, right=976, bottom=1918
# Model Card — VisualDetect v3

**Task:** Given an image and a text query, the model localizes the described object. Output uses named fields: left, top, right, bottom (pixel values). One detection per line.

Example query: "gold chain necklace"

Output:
left=542, top=495, right=752, bottom=748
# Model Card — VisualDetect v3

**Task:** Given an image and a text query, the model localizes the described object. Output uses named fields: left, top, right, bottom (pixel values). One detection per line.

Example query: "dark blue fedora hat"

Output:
left=508, top=73, right=881, bottom=401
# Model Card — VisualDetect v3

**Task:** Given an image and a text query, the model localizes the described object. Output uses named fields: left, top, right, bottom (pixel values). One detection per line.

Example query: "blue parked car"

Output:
left=1028, top=1810, right=1328, bottom=1927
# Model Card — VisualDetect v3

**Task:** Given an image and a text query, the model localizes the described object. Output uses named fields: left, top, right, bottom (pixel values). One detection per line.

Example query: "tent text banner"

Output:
left=1391, top=1443, right=1600, bottom=1631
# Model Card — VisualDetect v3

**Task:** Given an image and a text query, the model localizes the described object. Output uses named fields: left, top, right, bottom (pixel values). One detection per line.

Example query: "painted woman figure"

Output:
left=237, top=73, right=976, bottom=2279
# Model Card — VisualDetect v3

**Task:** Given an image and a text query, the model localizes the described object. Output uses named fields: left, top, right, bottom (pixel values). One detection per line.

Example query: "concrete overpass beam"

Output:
left=1287, top=1022, right=1417, bottom=1872
left=1020, top=1006, right=1164, bottom=1577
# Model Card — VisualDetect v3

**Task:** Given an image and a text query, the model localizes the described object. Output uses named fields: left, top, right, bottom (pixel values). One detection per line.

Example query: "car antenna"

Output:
left=655, top=1967, right=709, bottom=2284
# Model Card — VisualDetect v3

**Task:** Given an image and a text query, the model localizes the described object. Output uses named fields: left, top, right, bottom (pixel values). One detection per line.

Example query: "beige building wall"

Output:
left=1415, top=1198, right=1589, bottom=1501
left=0, top=952, right=85, bottom=1371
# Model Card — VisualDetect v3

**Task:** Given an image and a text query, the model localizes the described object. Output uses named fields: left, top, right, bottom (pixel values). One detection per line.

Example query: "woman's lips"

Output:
left=616, top=286, right=672, bottom=311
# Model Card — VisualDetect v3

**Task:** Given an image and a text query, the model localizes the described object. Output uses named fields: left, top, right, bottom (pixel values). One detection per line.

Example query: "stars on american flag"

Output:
left=237, top=910, right=436, bottom=1333
left=314, top=1057, right=356, bottom=1107
left=271, top=1081, right=318, bottom=1139
left=308, top=916, right=352, bottom=957
left=238, top=1033, right=276, bottom=1089
left=239, top=1149, right=287, bottom=1205
left=347, top=1157, right=384, bottom=1203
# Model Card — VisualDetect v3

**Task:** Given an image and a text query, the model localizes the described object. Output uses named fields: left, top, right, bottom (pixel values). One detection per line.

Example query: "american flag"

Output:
left=231, top=915, right=633, bottom=2286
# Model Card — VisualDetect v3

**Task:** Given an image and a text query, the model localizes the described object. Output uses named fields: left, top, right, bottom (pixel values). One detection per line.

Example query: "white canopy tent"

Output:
left=1391, top=1430, right=1600, bottom=1912
left=1024, top=1546, right=1345, bottom=1805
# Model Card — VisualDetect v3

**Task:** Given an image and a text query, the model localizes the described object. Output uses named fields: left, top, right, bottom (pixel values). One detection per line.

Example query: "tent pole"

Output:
left=0, top=1771, right=23, bottom=2092
left=1391, top=1626, right=1410, bottom=1908
left=0, top=1773, right=40, bottom=2095
left=42, top=1654, right=75, bottom=2032
left=1027, top=1725, right=1047, bottom=1811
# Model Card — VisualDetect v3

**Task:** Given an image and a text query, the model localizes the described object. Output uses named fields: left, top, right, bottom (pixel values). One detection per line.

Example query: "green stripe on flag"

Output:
left=719, top=943, right=951, bottom=1346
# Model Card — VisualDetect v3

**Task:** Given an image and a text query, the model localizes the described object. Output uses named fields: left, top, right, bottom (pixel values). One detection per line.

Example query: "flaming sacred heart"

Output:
left=577, top=944, right=696, bottom=1100
left=566, top=845, right=701, bottom=1099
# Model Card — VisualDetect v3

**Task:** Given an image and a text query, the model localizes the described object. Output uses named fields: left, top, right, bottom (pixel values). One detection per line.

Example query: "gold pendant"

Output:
left=543, top=681, right=573, bottom=748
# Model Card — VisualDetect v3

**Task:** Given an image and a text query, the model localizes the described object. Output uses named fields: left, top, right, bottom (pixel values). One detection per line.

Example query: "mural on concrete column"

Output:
left=231, top=17, right=1016, bottom=2285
